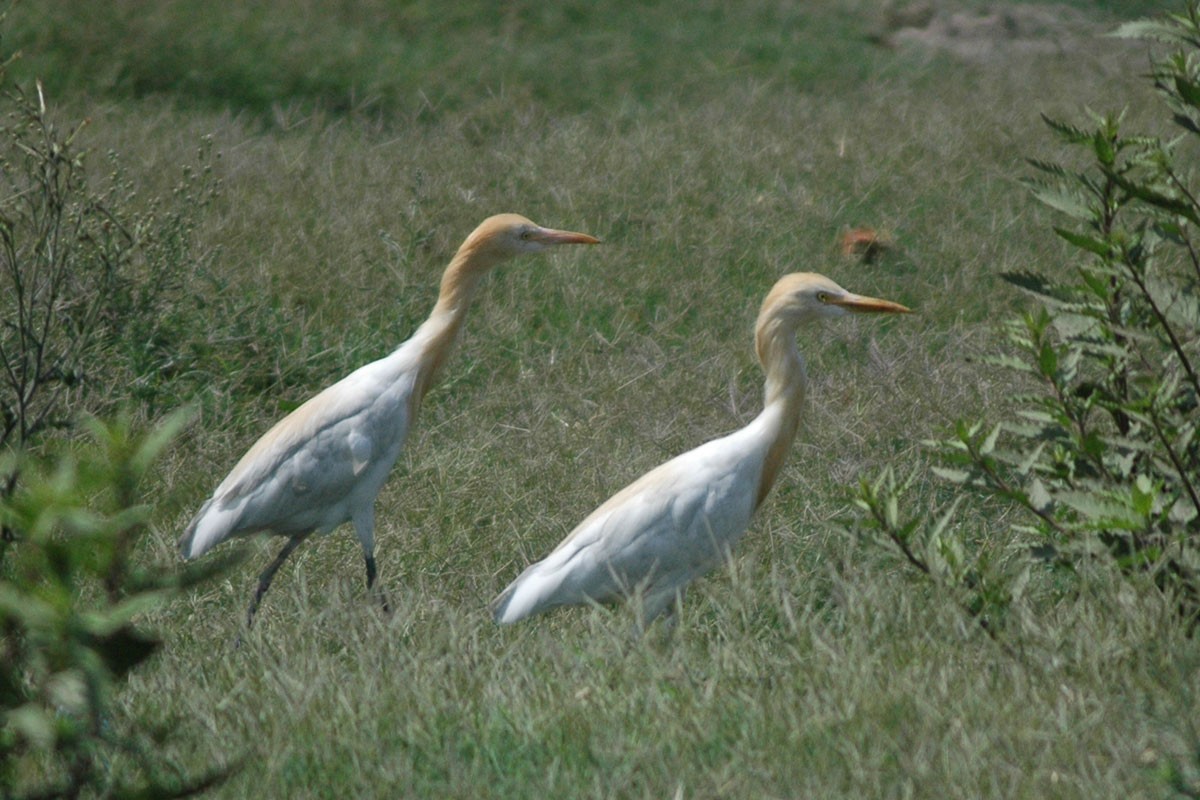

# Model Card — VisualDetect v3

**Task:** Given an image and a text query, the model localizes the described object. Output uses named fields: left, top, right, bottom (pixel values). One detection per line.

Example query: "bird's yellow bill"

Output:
left=830, top=293, right=911, bottom=314
left=532, top=227, right=601, bottom=245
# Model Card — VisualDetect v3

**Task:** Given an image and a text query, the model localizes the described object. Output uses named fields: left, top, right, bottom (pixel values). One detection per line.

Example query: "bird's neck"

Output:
left=753, top=318, right=807, bottom=509
left=409, top=244, right=500, bottom=409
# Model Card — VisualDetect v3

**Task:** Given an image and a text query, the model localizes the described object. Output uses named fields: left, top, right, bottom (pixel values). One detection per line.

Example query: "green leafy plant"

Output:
left=0, top=411, right=231, bottom=799
left=853, top=4, right=1200, bottom=630
left=0, top=36, right=221, bottom=511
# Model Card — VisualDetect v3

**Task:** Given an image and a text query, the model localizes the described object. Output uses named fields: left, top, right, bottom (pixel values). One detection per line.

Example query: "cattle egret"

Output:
left=492, top=272, right=910, bottom=630
left=180, top=214, right=599, bottom=626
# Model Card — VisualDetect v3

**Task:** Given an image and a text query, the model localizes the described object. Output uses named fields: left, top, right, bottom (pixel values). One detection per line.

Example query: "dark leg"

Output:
left=246, top=536, right=306, bottom=628
left=365, top=555, right=391, bottom=614
left=659, top=590, right=685, bottom=641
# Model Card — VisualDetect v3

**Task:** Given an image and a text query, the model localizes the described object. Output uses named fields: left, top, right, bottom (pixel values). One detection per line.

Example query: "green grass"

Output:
left=9, top=0, right=1200, bottom=797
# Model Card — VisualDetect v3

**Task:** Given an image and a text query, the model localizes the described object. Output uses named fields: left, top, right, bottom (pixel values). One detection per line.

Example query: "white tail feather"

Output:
left=179, top=500, right=242, bottom=559
left=492, top=562, right=561, bottom=624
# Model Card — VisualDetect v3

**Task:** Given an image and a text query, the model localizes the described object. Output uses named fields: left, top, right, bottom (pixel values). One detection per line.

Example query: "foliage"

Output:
left=0, top=36, right=222, bottom=508
left=854, top=4, right=1200, bottom=634
left=0, top=412, right=231, bottom=799
left=0, top=16, right=236, bottom=798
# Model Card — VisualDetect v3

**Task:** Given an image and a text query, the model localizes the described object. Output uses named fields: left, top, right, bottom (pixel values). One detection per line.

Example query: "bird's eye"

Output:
left=816, top=292, right=829, bottom=303
left=519, top=229, right=534, bottom=241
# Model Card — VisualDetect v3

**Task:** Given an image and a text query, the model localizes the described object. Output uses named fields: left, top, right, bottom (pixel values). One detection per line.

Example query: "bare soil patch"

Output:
left=875, top=2, right=1108, bottom=61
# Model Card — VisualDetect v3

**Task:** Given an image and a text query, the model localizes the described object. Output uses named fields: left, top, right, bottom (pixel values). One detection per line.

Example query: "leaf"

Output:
left=1025, top=158, right=1070, bottom=178
left=1028, top=478, right=1053, bottom=514
left=7, top=704, right=56, bottom=748
left=1017, top=442, right=1047, bottom=475
left=84, top=624, right=161, bottom=678
left=928, top=496, right=964, bottom=541
left=1170, top=495, right=1198, bottom=525
left=0, top=584, right=56, bottom=628
left=130, top=405, right=195, bottom=477
left=1055, top=491, right=1143, bottom=530
left=1038, top=341, right=1058, bottom=378
left=1000, top=270, right=1070, bottom=302
left=980, top=424, right=1002, bottom=456
left=1092, top=129, right=1116, bottom=166
left=1171, top=112, right=1200, bottom=135
left=1040, top=113, right=1093, bottom=144
left=1111, top=18, right=1200, bottom=47
left=1131, top=475, right=1156, bottom=518
left=931, top=466, right=972, bottom=485
left=1029, top=543, right=1061, bottom=563
left=988, top=354, right=1035, bottom=374
left=1110, top=172, right=1200, bottom=224
left=1053, top=226, right=1112, bottom=258
left=1173, top=74, right=1200, bottom=108
left=1028, top=185, right=1093, bottom=221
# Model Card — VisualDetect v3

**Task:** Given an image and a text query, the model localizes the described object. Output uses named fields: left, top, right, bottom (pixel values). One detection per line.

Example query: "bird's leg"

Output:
left=660, top=590, right=685, bottom=640
left=365, top=555, right=391, bottom=614
left=354, top=507, right=389, bottom=614
left=246, top=535, right=306, bottom=627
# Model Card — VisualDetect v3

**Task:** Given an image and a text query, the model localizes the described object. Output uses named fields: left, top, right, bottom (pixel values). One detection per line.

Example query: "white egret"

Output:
left=181, top=214, right=599, bottom=625
left=492, top=272, right=910, bottom=629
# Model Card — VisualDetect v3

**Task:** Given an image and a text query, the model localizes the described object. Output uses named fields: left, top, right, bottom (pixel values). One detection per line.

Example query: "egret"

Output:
left=491, top=272, right=910, bottom=630
left=180, top=213, right=600, bottom=626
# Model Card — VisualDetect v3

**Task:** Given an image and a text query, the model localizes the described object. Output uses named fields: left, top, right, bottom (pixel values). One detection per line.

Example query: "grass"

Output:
left=7, top=0, right=1200, bottom=797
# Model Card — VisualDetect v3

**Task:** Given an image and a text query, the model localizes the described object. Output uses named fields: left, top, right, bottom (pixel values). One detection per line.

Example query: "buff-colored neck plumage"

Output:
left=407, top=221, right=512, bottom=411
left=751, top=289, right=808, bottom=510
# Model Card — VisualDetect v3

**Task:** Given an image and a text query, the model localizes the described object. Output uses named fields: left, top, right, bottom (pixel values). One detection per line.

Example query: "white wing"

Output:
left=493, top=425, right=767, bottom=623
left=181, top=353, right=418, bottom=557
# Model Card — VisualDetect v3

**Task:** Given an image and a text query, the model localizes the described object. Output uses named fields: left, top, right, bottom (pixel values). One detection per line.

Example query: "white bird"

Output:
left=180, top=213, right=600, bottom=625
left=492, top=272, right=910, bottom=629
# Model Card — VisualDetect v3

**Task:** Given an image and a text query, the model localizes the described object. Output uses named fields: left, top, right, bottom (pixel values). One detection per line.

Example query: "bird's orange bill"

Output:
left=532, top=227, right=601, bottom=245
left=830, top=293, right=911, bottom=314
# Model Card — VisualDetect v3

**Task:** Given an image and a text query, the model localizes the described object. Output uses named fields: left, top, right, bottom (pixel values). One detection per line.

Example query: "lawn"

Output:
left=3, top=1, right=1198, bottom=797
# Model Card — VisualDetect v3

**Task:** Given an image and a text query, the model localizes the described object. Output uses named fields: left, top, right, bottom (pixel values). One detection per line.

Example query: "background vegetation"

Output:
left=2, top=0, right=1197, bottom=797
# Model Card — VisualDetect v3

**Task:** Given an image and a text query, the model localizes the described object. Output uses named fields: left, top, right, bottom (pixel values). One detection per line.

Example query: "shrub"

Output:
left=852, top=5, right=1200, bottom=633
left=0, top=18, right=234, bottom=797
left=0, top=412, right=230, bottom=799
left=0, top=45, right=221, bottom=513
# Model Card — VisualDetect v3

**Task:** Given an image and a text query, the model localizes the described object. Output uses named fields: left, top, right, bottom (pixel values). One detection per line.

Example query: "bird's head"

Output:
left=755, top=272, right=910, bottom=366
left=460, top=213, right=600, bottom=264
left=761, top=272, right=911, bottom=325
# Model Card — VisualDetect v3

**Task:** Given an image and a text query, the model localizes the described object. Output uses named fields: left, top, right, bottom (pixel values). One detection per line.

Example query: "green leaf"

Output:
left=1025, top=158, right=1070, bottom=178
left=1028, top=185, right=1092, bottom=221
left=1131, top=475, right=1155, bottom=518
left=988, top=354, right=1036, bottom=374
left=1111, top=18, right=1200, bottom=47
left=929, top=496, right=964, bottom=541
left=980, top=424, right=1002, bottom=456
left=1028, top=478, right=1053, bottom=514
left=1000, top=270, right=1071, bottom=302
left=0, top=585, right=56, bottom=628
left=1016, top=442, right=1047, bottom=476
left=1038, top=342, right=1058, bottom=378
left=1053, top=226, right=1112, bottom=258
left=7, top=704, right=56, bottom=748
left=931, top=466, right=972, bottom=485
left=1170, top=495, right=1198, bottom=525
left=1110, top=172, right=1200, bottom=224
left=1092, top=129, right=1116, bottom=166
left=85, top=624, right=161, bottom=678
left=1172, top=74, right=1200, bottom=108
left=1171, top=112, right=1200, bottom=135
left=1040, top=113, right=1093, bottom=144
left=1055, top=491, right=1143, bottom=530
